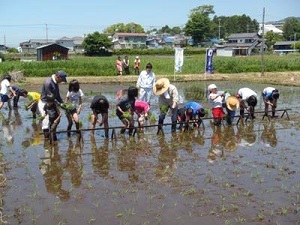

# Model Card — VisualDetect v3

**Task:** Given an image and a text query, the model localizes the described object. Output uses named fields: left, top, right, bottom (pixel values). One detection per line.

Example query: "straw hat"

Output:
left=226, top=96, right=240, bottom=111
left=153, top=78, right=170, bottom=95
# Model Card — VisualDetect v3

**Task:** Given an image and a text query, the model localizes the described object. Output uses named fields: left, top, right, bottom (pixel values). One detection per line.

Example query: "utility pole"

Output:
left=294, top=33, right=296, bottom=52
left=261, top=7, right=265, bottom=77
left=46, top=24, right=48, bottom=43
left=218, top=18, right=221, bottom=40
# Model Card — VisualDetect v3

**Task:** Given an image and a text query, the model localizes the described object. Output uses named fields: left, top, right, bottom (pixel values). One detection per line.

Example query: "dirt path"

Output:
left=22, top=71, right=300, bottom=86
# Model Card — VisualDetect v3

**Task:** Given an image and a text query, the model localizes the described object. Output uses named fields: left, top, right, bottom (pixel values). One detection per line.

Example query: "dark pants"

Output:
left=158, top=106, right=178, bottom=132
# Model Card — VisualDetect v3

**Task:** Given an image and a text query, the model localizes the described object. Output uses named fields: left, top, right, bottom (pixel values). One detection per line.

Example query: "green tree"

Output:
left=170, top=26, right=182, bottom=35
left=103, top=23, right=145, bottom=33
left=282, top=17, right=300, bottom=41
left=216, top=15, right=258, bottom=38
left=82, top=32, right=112, bottom=56
left=124, top=23, right=145, bottom=33
left=184, top=5, right=215, bottom=45
left=293, top=41, right=300, bottom=50
left=7, top=48, right=18, bottom=53
left=265, top=31, right=284, bottom=49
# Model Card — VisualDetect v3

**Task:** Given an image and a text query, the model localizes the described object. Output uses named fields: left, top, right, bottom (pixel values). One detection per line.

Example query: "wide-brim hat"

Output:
left=153, top=78, right=170, bottom=95
left=226, top=96, right=240, bottom=111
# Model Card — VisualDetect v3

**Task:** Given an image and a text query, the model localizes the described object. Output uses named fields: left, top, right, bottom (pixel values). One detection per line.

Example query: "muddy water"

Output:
left=0, top=81, right=299, bottom=225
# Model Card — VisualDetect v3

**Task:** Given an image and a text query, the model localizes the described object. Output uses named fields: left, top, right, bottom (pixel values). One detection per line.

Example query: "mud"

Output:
left=0, top=81, right=299, bottom=225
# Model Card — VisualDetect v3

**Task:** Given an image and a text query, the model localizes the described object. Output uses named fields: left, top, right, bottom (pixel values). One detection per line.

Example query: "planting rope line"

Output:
left=236, top=108, right=291, bottom=125
left=39, top=126, right=291, bottom=160
left=40, top=108, right=292, bottom=139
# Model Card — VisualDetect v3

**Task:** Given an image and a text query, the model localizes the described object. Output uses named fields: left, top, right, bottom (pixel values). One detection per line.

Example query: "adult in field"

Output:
left=153, top=78, right=179, bottom=133
left=136, top=63, right=156, bottom=106
left=90, top=95, right=109, bottom=138
left=236, top=87, right=257, bottom=120
left=224, top=95, right=240, bottom=125
left=177, top=102, right=205, bottom=130
left=38, top=70, right=67, bottom=135
left=262, top=87, right=279, bottom=118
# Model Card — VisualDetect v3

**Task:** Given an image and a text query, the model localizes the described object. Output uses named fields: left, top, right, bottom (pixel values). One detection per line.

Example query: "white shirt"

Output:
left=66, top=89, right=84, bottom=107
left=136, top=70, right=156, bottom=89
left=238, top=88, right=257, bottom=100
left=0, top=79, right=10, bottom=95
left=208, top=92, right=224, bottom=108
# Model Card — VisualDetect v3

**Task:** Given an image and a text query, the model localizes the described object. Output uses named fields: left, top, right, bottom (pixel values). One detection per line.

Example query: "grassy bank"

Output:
left=1, top=54, right=300, bottom=77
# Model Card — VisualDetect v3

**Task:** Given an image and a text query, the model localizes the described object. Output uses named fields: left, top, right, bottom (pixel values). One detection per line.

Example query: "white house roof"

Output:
left=258, top=24, right=283, bottom=35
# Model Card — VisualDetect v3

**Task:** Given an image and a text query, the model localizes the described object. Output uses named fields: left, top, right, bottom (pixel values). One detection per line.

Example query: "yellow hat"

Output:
left=226, top=96, right=240, bottom=111
left=153, top=78, right=170, bottom=95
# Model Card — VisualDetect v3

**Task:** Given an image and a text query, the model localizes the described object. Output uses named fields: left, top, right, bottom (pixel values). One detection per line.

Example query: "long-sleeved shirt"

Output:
left=40, top=75, right=63, bottom=103
left=158, top=84, right=179, bottom=107
left=136, top=70, right=156, bottom=89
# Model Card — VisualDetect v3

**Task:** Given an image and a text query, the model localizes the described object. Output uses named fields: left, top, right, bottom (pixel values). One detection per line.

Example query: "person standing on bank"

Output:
left=38, top=70, right=67, bottom=136
left=153, top=78, right=179, bottom=133
left=136, top=63, right=156, bottom=106
left=236, top=87, right=258, bottom=120
left=123, top=55, right=130, bottom=75
left=90, top=95, right=110, bottom=138
left=116, top=56, right=123, bottom=76
left=262, top=87, right=280, bottom=118
left=133, top=56, right=140, bottom=75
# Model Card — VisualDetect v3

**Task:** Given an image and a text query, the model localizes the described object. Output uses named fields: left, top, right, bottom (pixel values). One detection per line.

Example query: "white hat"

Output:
left=136, top=56, right=139, bottom=59
left=208, top=84, right=217, bottom=91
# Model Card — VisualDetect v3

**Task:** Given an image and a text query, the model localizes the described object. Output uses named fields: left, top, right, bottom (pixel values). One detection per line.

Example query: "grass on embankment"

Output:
left=1, top=54, right=300, bottom=78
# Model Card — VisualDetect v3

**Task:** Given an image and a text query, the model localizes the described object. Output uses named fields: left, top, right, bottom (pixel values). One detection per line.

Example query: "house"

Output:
left=36, top=43, right=69, bottom=61
left=72, top=36, right=84, bottom=53
left=273, top=41, right=297, bottom=54
left=20, top=39, right=55, bottom=53
left=112, top=33, right=147, bottom=49
left=146, top=38, right=161, bottom=49
left=216, top=33, right=260, bottom=56
left=0, top=45, right=7, bottom=53
left=56, top=37, right=74, bottom=50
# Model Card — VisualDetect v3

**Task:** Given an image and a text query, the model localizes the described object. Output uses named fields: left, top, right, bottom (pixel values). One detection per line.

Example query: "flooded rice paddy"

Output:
left=0, top=81, right=299, bottom=225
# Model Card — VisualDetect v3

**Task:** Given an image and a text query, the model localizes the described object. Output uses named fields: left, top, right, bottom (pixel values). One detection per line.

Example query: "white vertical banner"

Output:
left=174, top=47, right=184, bottom=81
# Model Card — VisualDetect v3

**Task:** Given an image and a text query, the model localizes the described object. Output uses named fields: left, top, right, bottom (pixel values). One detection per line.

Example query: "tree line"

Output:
left=82, top=5, right=300, bottom=56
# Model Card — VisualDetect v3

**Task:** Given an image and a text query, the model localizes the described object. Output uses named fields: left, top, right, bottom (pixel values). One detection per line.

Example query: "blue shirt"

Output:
left=184, top=102, right=204, bottom=116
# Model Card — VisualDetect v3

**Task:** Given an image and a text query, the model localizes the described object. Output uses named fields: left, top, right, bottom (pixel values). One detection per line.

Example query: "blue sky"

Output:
left=1, top=0, right=299, bottom=47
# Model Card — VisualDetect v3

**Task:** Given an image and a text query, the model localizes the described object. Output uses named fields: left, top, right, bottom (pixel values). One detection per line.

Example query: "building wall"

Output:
left=37, top=45, right=68, bottom=61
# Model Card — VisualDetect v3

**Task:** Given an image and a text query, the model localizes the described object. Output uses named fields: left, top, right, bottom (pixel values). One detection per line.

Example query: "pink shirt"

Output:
left=135, top=100, right=150, bottom=115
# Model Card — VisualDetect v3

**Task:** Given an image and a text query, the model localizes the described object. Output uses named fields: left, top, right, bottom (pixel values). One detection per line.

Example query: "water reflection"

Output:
left=117, top=136, right=139, bottom=183
left=66, top=138, right=83, bottom=188
left=40, top=143, right=70, bottom=201
left=208, top=126, right=224, bottom=163
left=223, top=125, right=238, bottom=152
left=236, top=122, right=257, bottom=147
left=260, top=122, right=277, bottom=147
left=155, top=136, right=178, bottom=182
left=22, top=120, right=43, bottom=148
left=91, top=135, right=109, bottom=178
left=0, top=111, right=14, bottom=144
